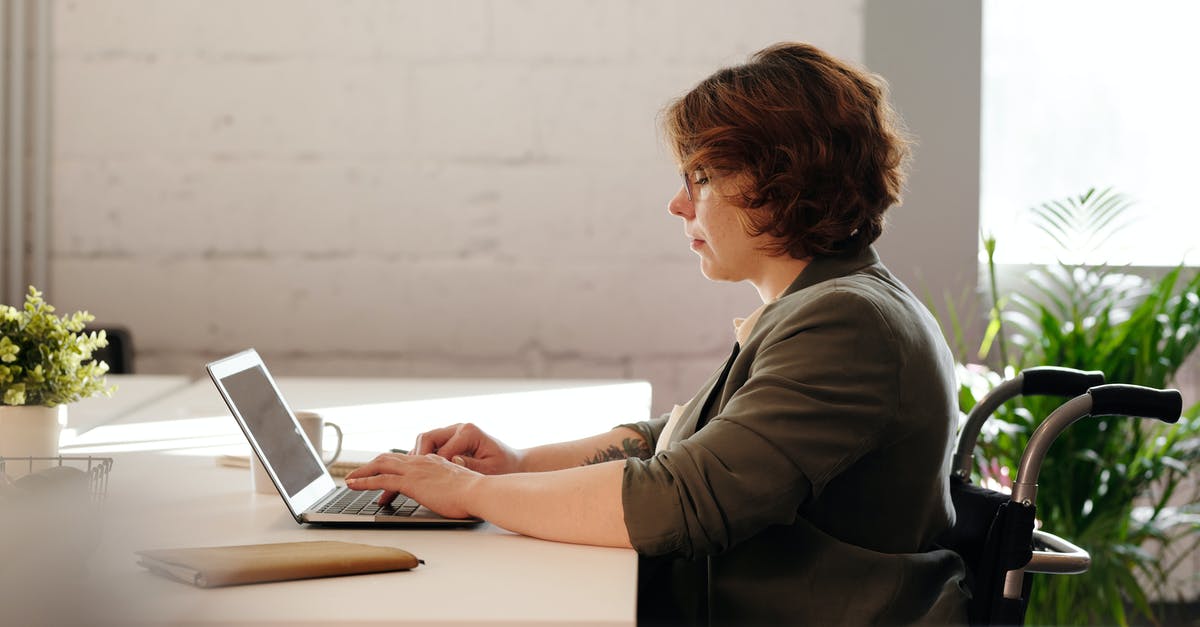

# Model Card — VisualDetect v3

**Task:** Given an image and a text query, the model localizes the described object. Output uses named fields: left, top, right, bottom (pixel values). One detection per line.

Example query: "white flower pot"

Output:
left=0, top=405, right=67, bottom=478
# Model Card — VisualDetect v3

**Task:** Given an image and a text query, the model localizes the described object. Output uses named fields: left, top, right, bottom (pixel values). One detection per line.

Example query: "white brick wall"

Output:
left=49, top=0, right=863, bottom=416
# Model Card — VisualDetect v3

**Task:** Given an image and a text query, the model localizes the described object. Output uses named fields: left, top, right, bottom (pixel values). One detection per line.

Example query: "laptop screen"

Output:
left=220, top=365, right=324, bottom=497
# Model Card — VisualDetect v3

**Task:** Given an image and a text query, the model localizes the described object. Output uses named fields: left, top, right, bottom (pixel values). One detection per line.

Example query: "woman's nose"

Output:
left=667, top=185, right=693, bottom=218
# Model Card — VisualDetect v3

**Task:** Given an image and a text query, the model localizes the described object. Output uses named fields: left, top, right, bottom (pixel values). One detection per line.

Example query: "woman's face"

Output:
left=667, top=170, right=772, bottom=285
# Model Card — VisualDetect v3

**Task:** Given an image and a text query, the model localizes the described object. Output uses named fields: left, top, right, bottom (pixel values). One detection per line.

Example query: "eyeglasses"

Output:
left=680, top=169, right=713, bottom=202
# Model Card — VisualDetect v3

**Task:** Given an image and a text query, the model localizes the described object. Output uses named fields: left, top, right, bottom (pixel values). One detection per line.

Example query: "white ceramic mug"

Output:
left=295, top=410, right=343, bottom=466
left=250, top=410, right=343, bottom=494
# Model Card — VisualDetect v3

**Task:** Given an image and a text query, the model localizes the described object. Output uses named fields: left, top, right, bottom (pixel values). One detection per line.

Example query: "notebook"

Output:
left=206, top=349, right=480, bottom=526
left=137, top=540, right=422, bottom=587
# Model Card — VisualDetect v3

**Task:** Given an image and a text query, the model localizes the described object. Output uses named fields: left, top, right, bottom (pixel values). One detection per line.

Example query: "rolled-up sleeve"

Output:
left=616, top=415, right=669, bottom=451
left=622, top=289, right=901, bottom=559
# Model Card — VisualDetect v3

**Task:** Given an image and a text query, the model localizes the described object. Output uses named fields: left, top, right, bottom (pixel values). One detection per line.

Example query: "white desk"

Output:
left=15, top=376, right=649, bottom=626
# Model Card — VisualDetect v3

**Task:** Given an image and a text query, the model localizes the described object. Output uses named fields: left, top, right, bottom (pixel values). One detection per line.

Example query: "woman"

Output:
left=347, top=42, right=968, bottom=625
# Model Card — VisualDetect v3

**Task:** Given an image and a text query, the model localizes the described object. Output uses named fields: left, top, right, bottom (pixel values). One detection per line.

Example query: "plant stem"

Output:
left=985, top=235, right=1011, bottom=368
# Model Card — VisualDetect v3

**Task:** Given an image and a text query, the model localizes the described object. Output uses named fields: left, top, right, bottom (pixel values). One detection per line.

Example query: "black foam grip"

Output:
left=1088, top=384, right=1183, bottom=423
left=1021, top=367, right=1106, bottom=396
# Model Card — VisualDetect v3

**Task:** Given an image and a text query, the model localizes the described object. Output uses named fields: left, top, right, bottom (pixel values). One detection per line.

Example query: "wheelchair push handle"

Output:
left=1021, top=367, right=1105, bottom=396
left=1088, top=384, right=1183, bottom=423
left=1014, top=385, right=1183, bottom=502
left=954, top=367, right=1105, bottom=479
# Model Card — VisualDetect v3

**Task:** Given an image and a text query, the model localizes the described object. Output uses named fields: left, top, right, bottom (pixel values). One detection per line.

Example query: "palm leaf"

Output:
left=1029, top=187, right=1136, bottom=262
left=1031, top=203, right=1074, bottom=251
left=1085, top=194, right=1134, bottom=250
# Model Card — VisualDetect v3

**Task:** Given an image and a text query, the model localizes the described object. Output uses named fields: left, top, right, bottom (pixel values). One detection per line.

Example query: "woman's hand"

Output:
left=345, top=452, right=482, bottom=518
left=412, top=423, right=524, bottom=475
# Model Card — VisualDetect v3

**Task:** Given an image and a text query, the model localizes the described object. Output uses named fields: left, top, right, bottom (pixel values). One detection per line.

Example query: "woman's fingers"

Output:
left=434, top=425, right=480, bottom=460
left=377, top=489, right=400, bottom=506
left=344, top=474, right=405, bottom=507
left=344, top=474, right=387, bottom=490
left=345, top=452, right=408, bottom=480
left=345, top=455, right=411, bottom=502
left=451, top=454, right=484, bottom=472
left=413, top=424, right=464, bottom=455
left=343, top=453, right=478, bottom=519
left=345, top=452, right=447, bottom=487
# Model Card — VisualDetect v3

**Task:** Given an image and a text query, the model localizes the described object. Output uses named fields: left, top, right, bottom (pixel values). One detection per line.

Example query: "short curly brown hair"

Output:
left=662, top=42, right=912, bottom=258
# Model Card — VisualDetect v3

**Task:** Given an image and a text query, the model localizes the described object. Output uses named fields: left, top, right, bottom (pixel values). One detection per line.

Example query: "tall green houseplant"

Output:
left=958, top=188, right=1200, bottom=626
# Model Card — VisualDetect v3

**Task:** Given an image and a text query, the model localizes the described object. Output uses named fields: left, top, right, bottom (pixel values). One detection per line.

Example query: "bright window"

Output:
left=981, top=0, right=1200, bottom=267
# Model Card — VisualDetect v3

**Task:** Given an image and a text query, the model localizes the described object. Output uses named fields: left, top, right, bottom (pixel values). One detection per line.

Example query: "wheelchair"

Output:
left=940, top=366, right=1184, bottom=626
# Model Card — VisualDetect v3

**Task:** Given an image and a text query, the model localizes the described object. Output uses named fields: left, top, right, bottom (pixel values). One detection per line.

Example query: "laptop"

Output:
left=207, top=348, right=480, bottom=526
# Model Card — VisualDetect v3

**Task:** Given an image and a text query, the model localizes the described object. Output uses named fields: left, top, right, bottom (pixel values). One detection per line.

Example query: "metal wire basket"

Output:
left=0, top=456, right=113, bottom=503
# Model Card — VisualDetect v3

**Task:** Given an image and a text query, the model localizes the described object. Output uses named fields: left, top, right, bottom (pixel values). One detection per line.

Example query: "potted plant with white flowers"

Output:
left=0, top=287, right=115, bottom=468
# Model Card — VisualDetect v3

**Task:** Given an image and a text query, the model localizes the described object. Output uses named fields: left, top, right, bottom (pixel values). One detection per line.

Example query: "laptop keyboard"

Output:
left=318, top=488, right=421, bottom=517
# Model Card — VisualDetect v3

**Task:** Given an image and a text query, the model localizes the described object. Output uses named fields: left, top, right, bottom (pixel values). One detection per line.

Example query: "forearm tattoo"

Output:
left=584, top=437, right=652, bottom=465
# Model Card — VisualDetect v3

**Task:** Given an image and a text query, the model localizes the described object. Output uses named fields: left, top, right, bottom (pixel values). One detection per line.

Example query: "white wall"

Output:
left=48, top=0, right=867, bottom=416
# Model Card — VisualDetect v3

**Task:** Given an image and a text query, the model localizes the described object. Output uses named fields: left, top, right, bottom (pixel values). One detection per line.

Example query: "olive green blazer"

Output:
left=621, top=246, right=968, bottom=625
